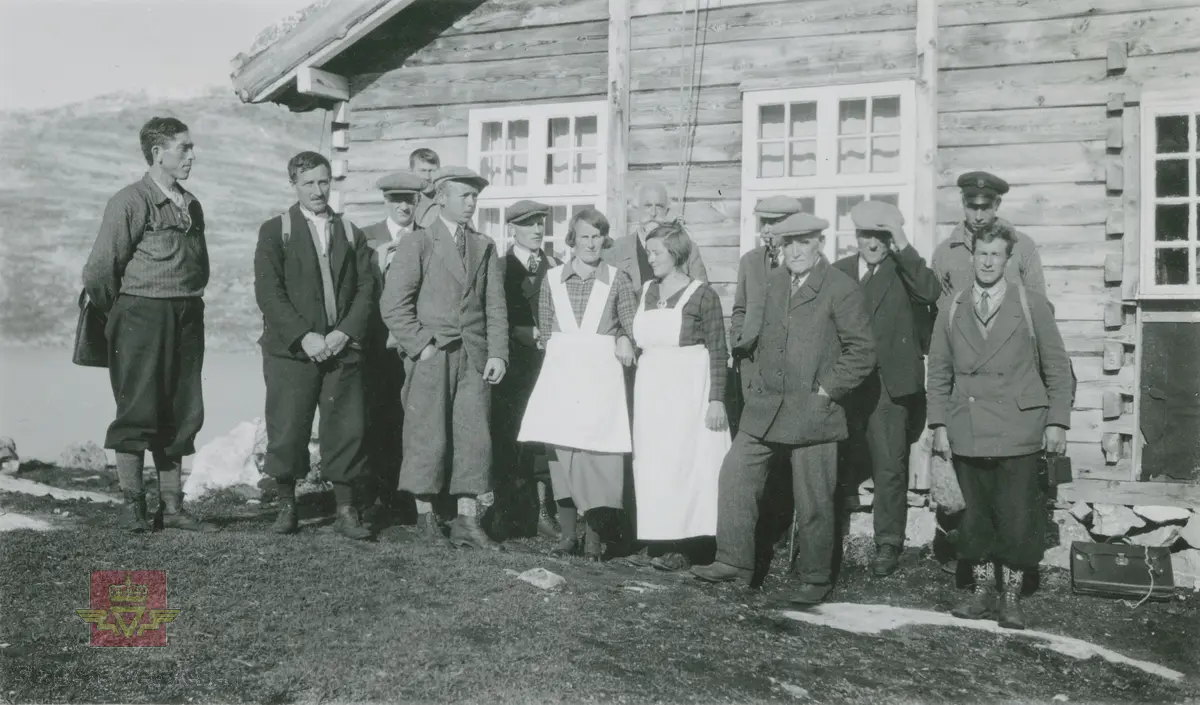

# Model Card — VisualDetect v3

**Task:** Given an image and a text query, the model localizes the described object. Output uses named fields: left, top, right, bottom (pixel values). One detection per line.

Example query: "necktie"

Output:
left=454, top=225, right=466, bottom=260
left=861, top=263, right=876, bottom=284
left=791, top=275, right=803, bottom=292
left=527, top=252, right=540, bottom=274
left=977, top=291, right=992, bottom=322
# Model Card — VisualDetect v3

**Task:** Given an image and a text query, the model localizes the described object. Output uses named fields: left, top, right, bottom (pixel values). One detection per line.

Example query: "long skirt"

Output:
left=549, top=446, right=624, bottom=513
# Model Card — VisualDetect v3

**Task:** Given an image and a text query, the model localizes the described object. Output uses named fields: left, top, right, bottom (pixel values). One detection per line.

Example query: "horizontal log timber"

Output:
left=939, top=0, right=1200, bottom=27
left=938, top=52, right=1200, bottom=113
left=348, top=136, right=467, bottom=172
left=937, top=142, right=1106, bottom=186
left=351, top=53, right=608, bottom=110
left=1067, top=441, right=1124, bottom=471
left=630, top=30, right=916, bottom=93
left=403, top=21, right=607, bottom=67
left=348, top=93, right=608, bottom=142
left=630, top=84, right=741, bottom=129
left=632, top=0, right=848, bottom=15
left=1043, top=268, right=1111, bottom=298
left=939, top=8, right=1200, bottom=70
left=628, top=164, right=741, bottom=203
left=444, top=0, right=607, bottom=35
left=630, top=123, right=741, bottom=164
left=631, top=0, right=915, bottom=51
left=1057, top=479, right=1200, bottom=510
left=938, top=106, right=1106, bottom=147
left=935, top=183, right=1107, bottom=226
left=296, top=66, right=349, bottom=101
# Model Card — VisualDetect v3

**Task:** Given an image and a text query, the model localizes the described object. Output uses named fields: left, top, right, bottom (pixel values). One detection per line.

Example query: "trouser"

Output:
left=847, top=372, right=915, bottom=549
left=399, top=342, right=491, bottom=496
left=953, top=452, right=1046, bottom=570
left=364, top=345, right=414, bottom=514
left=716, top=432, right=838, bottom=584
left=261, top=351, right=367, bottom=485
left=104, top=295, right=205, bottom=456
left=490, top=349, right=545, bottom=528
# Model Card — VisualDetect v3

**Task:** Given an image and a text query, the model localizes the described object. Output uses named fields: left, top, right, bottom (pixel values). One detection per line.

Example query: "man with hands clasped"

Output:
left=254, top=151, right=376, bottom=540
left=926, top=223, right=1072, bottom=630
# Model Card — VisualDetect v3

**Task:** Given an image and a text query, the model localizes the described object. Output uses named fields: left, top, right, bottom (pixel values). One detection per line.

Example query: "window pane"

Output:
left=759, top=104, right=785, bottom=140
left=839, top=99, right=867, bottom=136
left=871, top=134, right=901, bottom=173
left=1157, top=115, right=1189, bottom=154
left=504, top=155, right=528, bottom=187
left=546, top=152, right=570, bottom=184
left=789, top=140, right=816, bottom=177
left=1157, top=158, right=1188, bottom=198
left=798, top=196, right=815, bottom=213
left=576, top=116, right=598, bottom=148
left=1155, top=247, right=1189, bottom=285
left=481, top=121, right=503, bottom=152
left=836, top=195, right=865, bottom=232
left=574, top=151, right=597, bottom=184
left=477, top=208, right=502, bottom=241
left=789, top=102, right=817, bottom=139
left=838, top=137, right=867, bottom=174
left=758, top=142, right=784, bottom=178
left=871, top=96, right=901, bottom=133
left=1156, top=203, right=1190, bottom=242
left=870, top=193, right=900, bottom=207
left=508, top=120, right=529, bottom=152
left=479, top=156, right=500, bottom=185
left=548, top=117, right=570, bottom=149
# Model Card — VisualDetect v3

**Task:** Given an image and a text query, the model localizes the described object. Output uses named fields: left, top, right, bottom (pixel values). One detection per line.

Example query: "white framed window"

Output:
left=1139, top=89, right=1200, bottom=298
left=468, top=101, right=607, bottom=259
left=740, top=81, right=916, bottom=261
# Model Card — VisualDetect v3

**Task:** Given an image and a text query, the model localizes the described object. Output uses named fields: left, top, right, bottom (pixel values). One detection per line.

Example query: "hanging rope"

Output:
left=673, top=0, right=703, bottom=214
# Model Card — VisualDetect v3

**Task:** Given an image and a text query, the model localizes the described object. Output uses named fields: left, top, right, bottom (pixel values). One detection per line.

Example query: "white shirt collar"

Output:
left=973, top=279, right=1007, bottom=305
left=299, top=204, right=332, bottom=224
left=857, top=256, right=874, bottom=279
left=439, top=214, right=465, bottom=236
left=386, top=217, right=412, bottom=239
left=512, top=243, right=542, bottom=267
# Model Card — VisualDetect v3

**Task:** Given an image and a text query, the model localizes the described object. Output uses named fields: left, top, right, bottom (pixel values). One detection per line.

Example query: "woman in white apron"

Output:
left=632, top=224, right=732, bottom=572
left=518, top=208, right=639, bottom=560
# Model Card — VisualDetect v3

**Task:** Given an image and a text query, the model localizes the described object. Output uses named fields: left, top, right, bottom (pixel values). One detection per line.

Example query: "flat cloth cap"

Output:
left=375, top=170, right=429, bottom=195
left=851, top=200, right=904, bottom=232
left=957, top=171, right=1009, bottom=199
left=506, top=200, right=550, bottom=224
left=754, top=195, right=805, bottom=217
left=431, top=166, right=489, bottom=192
left=773, top=212, right=829, bottom=238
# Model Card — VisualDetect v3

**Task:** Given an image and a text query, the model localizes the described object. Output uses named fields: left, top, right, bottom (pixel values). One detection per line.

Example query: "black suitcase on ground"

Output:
left=1070, top=542, right=1175, bottom=601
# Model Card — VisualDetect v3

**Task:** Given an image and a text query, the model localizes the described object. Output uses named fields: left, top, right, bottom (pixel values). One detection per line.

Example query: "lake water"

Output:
left=0, top=346, right=265, bottom=466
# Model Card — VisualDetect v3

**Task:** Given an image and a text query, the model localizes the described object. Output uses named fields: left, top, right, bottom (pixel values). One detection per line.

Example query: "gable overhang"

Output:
left=230, top=0, right=420, bottom=108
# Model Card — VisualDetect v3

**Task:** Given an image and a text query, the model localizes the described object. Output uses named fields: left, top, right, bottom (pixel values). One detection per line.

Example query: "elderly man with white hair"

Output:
left=604, top=181, right=708, bottom=289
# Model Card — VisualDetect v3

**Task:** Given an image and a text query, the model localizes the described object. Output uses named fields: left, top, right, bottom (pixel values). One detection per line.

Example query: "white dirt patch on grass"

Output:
left=0, top=475, right=119, bottom=503
left=0, top=511, right=57, bottom=532
left=782, top=603, right=1185, bottom=682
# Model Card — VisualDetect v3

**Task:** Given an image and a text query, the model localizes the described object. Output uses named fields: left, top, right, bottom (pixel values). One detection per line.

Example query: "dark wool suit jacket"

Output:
left=926, top=286, right=1073, bottom=458
left=379, top=218, right=509, bottom=373
left=729, top=245, right=774, bottom=355
left=832, top=246, right=941, bottom=400
left=603, top=230, right=708, bottom=289
left=738, top=258, right=877, bottom=446
left=253, top=204, right=375, bottom=360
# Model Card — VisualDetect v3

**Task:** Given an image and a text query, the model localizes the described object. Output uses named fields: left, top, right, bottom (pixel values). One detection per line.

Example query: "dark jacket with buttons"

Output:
left=738, top=258, right=877, bottom=445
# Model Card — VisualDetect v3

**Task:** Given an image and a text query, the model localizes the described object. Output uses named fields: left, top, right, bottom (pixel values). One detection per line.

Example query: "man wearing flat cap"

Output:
left=488, top=200, right=563, bottom=540
left=833, top=200, right=940, bottom=577
left=932, top=171, right=1046, bottom=310
left=605, top=181, right=708, bottom=289
left=380, top=166, right=508, bottom=550
left=693, top=213, right=876, bottom=606
left=359, top=170, right=429, bottom=527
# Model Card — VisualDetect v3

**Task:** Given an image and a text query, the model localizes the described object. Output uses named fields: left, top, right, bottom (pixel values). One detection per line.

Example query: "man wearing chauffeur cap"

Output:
left=932, top=172, right=1046, bottom=310
left=692, top=212, right=875, bottom=606
left=487, top=200, right=564, bottom=541
left=833, top=200, right=940, bottom=577
left=380, top=166, right=509, bottom=550
left=358, top=170, right=428, bottom=527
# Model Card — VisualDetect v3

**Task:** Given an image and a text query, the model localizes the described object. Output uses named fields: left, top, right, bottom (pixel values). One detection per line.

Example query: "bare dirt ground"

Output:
left=2, top=463, right=1197, bottom=704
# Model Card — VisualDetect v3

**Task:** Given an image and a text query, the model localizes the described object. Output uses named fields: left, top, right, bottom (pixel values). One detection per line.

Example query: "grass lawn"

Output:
left=2, top=465, right=1198, bottom=704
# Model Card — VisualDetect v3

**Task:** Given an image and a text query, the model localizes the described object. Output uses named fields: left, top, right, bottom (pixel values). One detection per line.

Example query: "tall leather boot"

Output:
left=418, top=511, right=453, bottom=547
left=536, top=481, right=561, bottom=539
left=332, top=483, right=371, bottom=540
left=154, top=454, right=207, bottom=531
left=273, top=480, right=299, bottom=534
left=951, top=561, right=997, bottom=620
left=550, top=503, right=578, bottom=556
left=121, top=491, right=151, bottom=533
left=448, top=497, right=504, bottom=551
left=998, top=565, right=1027, bottom=630
left=116, top=452, right=150, bottom=533
left=582, top=510, right=604, bottom=562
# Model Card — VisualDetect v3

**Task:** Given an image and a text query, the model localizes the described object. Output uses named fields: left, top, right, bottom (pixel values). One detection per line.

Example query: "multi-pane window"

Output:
left=1140, top=91, right=1200, bottom=297
left=468, top=102, right=607, bottom=259
left=741, top=82, right=915, bottom=261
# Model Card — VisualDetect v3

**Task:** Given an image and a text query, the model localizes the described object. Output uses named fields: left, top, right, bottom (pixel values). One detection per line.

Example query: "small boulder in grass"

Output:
left=1132, top=505, right=1192, bottom=524
left=1126, top=524, right=1182, bottom=548
left=1090, top=503, right=1144, bottom=538
left=1068, top=501, right=1092, bottom=523
left=515, top=568, right=566, bottom=591
left=58, top=441, right=108, bottom=472
left=0, top=437, right=19, bottom=475
left=1179, top=514, right=1200, bottom=549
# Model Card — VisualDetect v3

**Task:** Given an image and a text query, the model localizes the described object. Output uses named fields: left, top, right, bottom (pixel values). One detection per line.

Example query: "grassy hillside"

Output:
left=0, top=89, right=326, bottom=352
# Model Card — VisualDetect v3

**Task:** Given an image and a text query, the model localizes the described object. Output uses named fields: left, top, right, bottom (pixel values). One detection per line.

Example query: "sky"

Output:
left=0, top=0, right=317, bottom=111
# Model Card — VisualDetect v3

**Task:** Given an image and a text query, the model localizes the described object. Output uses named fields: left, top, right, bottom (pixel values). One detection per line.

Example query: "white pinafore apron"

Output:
left=518, top=264, right=631, bottom=454
left=632, top=279, right=732, bottom=540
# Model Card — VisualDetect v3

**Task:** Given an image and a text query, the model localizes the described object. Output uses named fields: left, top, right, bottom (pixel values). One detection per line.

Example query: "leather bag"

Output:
left=72, top=289, right=108, bottom=368
left=1070, top=542, right=1175, bottom=601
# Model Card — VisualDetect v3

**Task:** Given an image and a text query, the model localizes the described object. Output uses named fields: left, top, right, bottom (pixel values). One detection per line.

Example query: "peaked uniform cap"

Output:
left=505, top=200, right=551, bottom=224
left=957, top=171, right=1009, bottom=200
left=850, top=200, right=905, bottom=231
left=773, top=212, right=829, bottom=238
left=431, top=166, right=489, bottom=192
left=754, top=195, right=805, bottom=217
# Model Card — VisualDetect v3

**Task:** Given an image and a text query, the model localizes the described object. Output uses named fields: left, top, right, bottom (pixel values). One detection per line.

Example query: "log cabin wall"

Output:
left=936, top=0, right=1200, bottom=480
left=627, top=0, right=919, bottom=317
left=333, top=0, right=611, bottom=227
